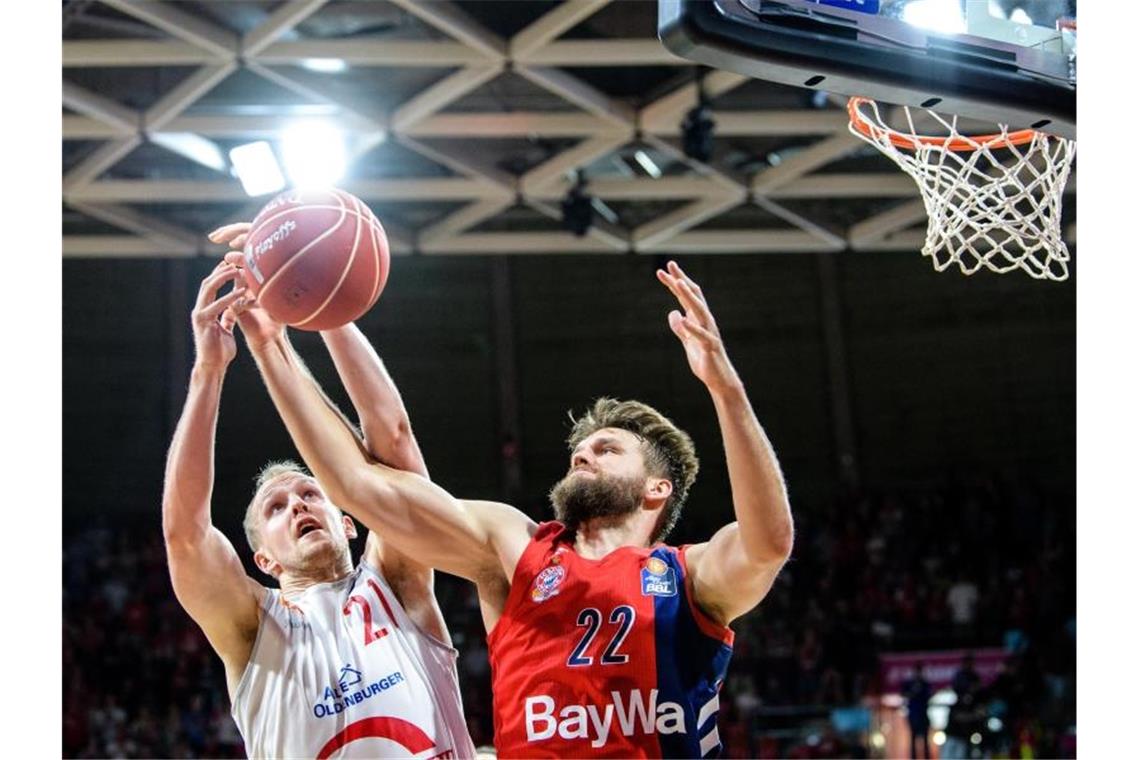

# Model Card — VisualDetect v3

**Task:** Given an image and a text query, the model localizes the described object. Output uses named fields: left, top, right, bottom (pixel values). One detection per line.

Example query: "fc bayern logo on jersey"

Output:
left=531, top=565, right=566, bottom=602
left=641, top=556, right=677, bottom=597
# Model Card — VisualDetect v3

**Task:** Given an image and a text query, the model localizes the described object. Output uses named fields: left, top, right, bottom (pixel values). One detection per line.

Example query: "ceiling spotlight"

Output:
left=901, top=0, right=967, bottom=34
left=280, top=120, right=347, bottom=189
left=633, top=149, right=662, bottom=178
left=229, top=141, right=286, bottom=197
left=561, top=172, right=594, bottom=238
left=301, top=58, right=347, bottom=73
left=681, top=69, right=716, bottom=163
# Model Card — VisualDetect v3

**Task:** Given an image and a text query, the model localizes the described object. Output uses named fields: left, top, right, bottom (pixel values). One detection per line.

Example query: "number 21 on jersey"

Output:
left=342, top=578, right=398, bottom=646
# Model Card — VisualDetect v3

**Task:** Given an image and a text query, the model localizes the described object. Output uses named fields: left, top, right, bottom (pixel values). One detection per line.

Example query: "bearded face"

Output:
left=548, top=470, right=646, bottom=529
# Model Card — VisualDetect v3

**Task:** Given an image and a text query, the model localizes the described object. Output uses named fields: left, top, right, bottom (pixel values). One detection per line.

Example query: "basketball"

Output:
left=241, top=188, right=390, bottom=331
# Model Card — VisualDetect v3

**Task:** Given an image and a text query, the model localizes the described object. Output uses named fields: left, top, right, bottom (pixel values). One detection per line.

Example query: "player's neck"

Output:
left=571, top=516, right=651, bottom=560
left=278, top=556, right=353, bottom=599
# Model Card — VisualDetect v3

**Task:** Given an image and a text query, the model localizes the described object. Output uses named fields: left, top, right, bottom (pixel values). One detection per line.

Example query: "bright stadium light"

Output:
left=633, top=150, right=662, bottom=178
left=301, top=58, right=347, bottom=73
left=280, top=121, right=347, bottom=189
left=933, top=731, right=947, bottom=746
left=1009, top=8, right=1032, bottom=25
left=902, top=0, right=967, bottom=34
left=229, top=141, right=286, bottom=196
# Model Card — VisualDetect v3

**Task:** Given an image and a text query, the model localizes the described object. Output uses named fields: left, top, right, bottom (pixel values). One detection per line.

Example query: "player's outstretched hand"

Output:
left=208, top=222, right=252, bottom=252
left=656, top=261, right=741, bottom=395
left=224, top=289, right=285, bottom=354
left=192, top=261, right=246, bottom=371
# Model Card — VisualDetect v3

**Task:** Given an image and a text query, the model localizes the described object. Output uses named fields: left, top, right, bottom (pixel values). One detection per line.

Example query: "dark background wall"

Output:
left=63, top=250, right=1075, bottom=552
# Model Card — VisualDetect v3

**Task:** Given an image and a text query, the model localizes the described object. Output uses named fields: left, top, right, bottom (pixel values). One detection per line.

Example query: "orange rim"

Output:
left=848, top=97, right=1039, bottom=151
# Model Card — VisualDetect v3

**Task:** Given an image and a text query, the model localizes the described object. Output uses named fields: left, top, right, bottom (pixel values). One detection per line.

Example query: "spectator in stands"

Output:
left=953, top=651, right=981, bottom=697
left=902, top=662, right=933, bottom=759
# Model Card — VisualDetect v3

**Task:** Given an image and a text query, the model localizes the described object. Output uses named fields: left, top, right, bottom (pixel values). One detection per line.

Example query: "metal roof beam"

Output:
left=406, top=112, right=621, bottom=138
left=524, top=199, right=629, bottom=251
left=63, top=116, right=129, bottom=140
left=516, top=66, right=635, bottom=126
left=391, top=65, right=504, bottom=132
left=633, top=194, right=746, bottom=249
left=510, top=0, right=611, bottom=58
left=395, top=135, right=516, bottom=190
left=385, top=0, right=507, bottom=60
left=752, top=195, right=846, bottom=249
left=418, top=197, right=515, bottom=244
left=242, top=0, right=329, bottom=57
left=421, top=232, right=620, bottom=254
left=659, top=230, right=845, bottom=253
left=143, top=62, right=238, bottom=132
left=245, top=61, right=384, bottom=133
left=647, top=109, right=849, bottom=136
left=521, top=39, right=684, bottom=67
left=639, top=71, right=748, bottom=130
left=751, top=133, right=863, bottom=194
left=519, top=133, right=631, bottom=195
left=66, top=201, right=199, bottom=253
left=63, top=39, right=216, bottom=66
left=847, top=200, right=928, bottom=246
left=62, top=81, right=138, bottom=134
left=253, top=39, right=486, bottom=66
left=64, top=234, right=195, bottom=258
left=67, top=178, right=505, bottom=203
left=63, top=136, right=142, bottom=192
left=98, top=0, right=239, bottom=58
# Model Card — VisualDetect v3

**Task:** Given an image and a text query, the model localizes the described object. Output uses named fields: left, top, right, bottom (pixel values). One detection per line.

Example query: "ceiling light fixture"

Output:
left=901, top=0, right=967, bottom=34
left=229, top=141, right=286, bottom=197
left=561, top=171, right=595, bottom=237
left=633, top=150, right=662, bottom=178
left=301, top=58, right=348, bottom=74
left=681, top=68, right=716, bottom=163
left=280, top=121, right=347, bottom=189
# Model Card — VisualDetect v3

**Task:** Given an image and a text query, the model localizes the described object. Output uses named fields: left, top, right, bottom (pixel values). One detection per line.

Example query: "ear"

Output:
left=342, top=514, right=358, bottom=540
left=253, top=548, right=281, bottom=579
left=644, top=477, right=673, bottom=508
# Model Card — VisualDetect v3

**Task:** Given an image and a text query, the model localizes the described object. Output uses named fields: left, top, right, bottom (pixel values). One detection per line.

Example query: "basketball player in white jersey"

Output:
left=162, top=247, right=475, bottom=759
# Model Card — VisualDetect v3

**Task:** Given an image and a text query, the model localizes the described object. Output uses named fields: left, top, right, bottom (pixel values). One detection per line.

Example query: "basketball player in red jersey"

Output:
left=162, top=252, right=474, bottom=758
left=228, top=258, right=793, bottom=758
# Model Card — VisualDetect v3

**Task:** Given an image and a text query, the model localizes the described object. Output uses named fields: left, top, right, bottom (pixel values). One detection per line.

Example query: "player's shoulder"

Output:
left=460, top=499, right=540, bottom=537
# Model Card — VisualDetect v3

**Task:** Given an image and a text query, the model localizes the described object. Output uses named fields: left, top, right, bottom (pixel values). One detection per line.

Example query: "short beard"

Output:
left=548, top=471, right=644, bottom=531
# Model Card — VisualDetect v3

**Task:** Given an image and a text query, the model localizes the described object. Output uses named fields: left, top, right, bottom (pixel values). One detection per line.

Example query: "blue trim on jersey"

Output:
left=651, top=548, right=733, bottom=758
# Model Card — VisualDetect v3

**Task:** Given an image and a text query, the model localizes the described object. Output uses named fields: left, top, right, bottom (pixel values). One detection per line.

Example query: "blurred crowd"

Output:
left=63, top=472, right=1074, bottom=758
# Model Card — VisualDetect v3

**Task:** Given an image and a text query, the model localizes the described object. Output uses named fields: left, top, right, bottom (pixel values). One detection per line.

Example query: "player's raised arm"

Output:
left=320, top=324, right=428, bottom=477
left=229, top=298, right=533, bottom=587
left=162, top=262, right=263, bottom=691
left=656, top=261, right=794, bottom=625
left=211, top=228, right=426, bottom=477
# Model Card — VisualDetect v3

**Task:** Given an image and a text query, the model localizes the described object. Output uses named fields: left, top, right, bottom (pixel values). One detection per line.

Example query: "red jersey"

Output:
left=488, top=522, right=735, bottom=758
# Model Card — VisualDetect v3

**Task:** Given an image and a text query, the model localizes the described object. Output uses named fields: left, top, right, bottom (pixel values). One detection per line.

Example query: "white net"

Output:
left=848, top=98, right=1076, bottom=281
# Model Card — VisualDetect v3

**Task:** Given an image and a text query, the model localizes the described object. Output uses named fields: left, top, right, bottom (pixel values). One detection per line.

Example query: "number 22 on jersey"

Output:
left=567, top=605, right=635, bottom=666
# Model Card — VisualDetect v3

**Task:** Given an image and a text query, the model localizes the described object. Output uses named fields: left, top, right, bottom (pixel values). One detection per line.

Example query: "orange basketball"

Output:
left=241, top=188, right=390, bottom=331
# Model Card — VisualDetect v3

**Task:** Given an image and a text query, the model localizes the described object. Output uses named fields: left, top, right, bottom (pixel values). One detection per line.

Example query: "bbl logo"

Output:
left=641, top=556, right=677, bottom=597
left=531, top=565, right=566, bottom=602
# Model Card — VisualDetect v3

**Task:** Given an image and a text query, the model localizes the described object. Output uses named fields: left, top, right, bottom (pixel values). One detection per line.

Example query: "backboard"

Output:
left=659, top=0, right=1076, bottom=139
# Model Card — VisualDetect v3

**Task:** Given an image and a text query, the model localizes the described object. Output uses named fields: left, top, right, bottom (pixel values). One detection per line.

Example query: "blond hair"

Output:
left=567, top=398, right=699, bottom=542
left=243, top=459, right=312, bottom=551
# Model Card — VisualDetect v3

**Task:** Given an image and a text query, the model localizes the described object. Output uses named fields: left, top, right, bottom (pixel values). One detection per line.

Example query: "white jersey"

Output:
left=231, top=562, right=475, bottom=759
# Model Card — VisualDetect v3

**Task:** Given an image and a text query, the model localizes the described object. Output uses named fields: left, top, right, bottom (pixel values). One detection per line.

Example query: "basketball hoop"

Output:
left=847, top=97, right=1076, bottom=281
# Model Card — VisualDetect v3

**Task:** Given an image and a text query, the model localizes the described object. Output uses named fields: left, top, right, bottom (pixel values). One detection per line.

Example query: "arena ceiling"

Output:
left=61, top=0, right=1076, bottom=258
